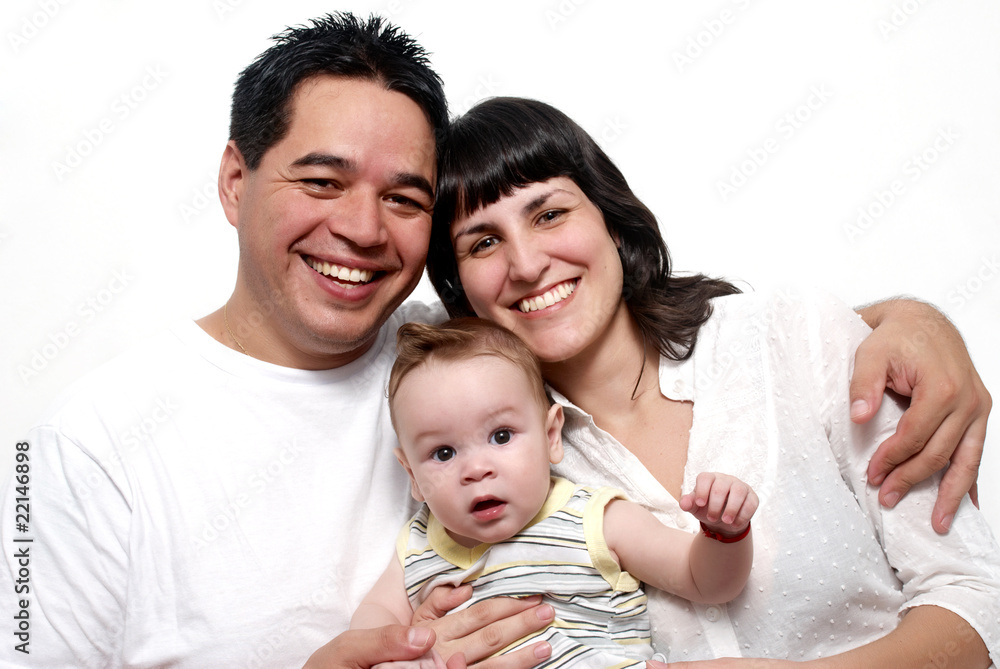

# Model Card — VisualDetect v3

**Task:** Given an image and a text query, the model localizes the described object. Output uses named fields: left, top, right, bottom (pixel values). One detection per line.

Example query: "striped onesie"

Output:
left=398, top=477, right=654, bottom=668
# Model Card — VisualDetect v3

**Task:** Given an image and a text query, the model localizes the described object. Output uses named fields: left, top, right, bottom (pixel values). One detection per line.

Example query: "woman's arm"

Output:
left=660, top=605, right=989, bottom=669
left=852, top=298, right=991, bottom=533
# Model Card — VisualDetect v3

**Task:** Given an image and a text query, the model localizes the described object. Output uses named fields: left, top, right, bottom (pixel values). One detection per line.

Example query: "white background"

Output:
left=2, top=0, right=998, bottom=530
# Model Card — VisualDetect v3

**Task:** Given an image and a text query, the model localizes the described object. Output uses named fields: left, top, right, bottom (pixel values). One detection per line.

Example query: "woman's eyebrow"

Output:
left=452, top=220, right=497, bottom=241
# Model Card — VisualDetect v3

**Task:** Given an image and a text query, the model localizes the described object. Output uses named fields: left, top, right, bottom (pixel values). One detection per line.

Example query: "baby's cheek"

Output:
left=417, top=469, right=447, bottom=501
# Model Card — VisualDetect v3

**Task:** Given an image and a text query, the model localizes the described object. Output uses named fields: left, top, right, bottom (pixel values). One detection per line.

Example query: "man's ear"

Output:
left=218, top=140, right=248, bottom=230
left=394, top=448, right=425, bottom=502
left=545, top=403, right=565, bottom=464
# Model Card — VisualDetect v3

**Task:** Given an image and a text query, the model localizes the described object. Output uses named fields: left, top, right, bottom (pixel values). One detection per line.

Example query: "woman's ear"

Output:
left=218, top=140, right=248, bottom=230
left=546, top=403, right=565, bottom=464
left=394, top=448, right=425, bottom=502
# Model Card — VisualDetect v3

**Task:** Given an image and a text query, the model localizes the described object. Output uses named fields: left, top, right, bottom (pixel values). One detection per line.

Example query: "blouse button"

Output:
left=705, top=605, right=722, bottom=622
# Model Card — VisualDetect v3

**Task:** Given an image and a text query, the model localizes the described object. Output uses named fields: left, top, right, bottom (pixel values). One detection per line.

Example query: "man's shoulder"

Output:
left=388, top=299, right=447, bottom=332
left=36, top=322, right=200, bottom=427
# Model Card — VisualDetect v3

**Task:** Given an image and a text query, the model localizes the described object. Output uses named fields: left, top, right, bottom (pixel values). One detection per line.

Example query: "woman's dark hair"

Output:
left=229, top=12, right=448, bottom=171
left=427, top=97, right=740, bottom=361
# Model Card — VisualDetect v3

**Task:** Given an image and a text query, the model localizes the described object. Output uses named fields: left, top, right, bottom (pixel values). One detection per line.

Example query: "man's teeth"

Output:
left=308, top=258, right=374, bottom=284
left=518, top=281, right=576, bottom=313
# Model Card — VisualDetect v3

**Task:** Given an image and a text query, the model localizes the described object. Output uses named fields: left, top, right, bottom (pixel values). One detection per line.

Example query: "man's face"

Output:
left=227, top=75, right=436, bottom=367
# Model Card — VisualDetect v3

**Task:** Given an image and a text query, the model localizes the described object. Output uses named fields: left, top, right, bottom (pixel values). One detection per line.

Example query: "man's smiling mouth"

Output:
left=306, top=257, right=376, bottom=285
left=516, top=279, right=577, bottom=313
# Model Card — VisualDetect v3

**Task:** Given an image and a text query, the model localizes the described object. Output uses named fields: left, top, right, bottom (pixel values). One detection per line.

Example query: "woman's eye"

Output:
left=489, top=430, right=511, bottom=445
left=471, top=236, right=500, bottom=255
left=431, top=447, right=455, bottom=462
left=538, top=210, right=563, bottom=224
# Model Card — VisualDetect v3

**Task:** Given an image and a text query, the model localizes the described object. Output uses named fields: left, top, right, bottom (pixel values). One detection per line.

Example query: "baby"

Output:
left=351, top=318, right=758, bottom=667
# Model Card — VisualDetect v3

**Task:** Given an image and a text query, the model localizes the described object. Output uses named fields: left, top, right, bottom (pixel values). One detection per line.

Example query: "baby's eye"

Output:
left=489, top=430, right=511, bottom=445
left=431, top=447, right=455, bottom=462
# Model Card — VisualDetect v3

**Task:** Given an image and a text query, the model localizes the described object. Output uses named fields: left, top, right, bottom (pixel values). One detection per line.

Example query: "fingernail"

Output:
left=851, top=399, right=869, bottom=420
left=883, top=491, right=900, bottom=508
left=534, top=641, right=552, bottom=659
left=940, top=514, right=954, bottom=531
left=408, top=627, right=432, bottom=647
left=536, top=604, right=555, bottom=621
left=869, top=471, right=885, bottom=485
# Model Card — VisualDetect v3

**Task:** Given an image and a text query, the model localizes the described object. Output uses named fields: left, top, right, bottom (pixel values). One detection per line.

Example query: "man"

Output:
left=0, top=12, right=989, bottom=669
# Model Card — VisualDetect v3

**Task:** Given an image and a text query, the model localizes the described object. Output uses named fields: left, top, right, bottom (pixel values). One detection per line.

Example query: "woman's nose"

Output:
left=505, top=237, right=549, bottom=284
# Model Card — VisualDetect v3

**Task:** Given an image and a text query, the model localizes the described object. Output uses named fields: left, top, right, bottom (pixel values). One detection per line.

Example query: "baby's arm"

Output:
left=604, top=473, right=757, bottom=604
left=350, top=558, right=453, bottom=669
left=351, top=555, right=415, bottom=630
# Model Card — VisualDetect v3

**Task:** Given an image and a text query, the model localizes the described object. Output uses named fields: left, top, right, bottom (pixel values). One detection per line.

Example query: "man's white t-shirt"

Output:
left=0, top=301, right=443, bottom=668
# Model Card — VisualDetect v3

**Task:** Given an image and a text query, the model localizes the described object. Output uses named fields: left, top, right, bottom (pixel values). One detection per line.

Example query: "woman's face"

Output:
left=450, top=177, right=627, bottom=364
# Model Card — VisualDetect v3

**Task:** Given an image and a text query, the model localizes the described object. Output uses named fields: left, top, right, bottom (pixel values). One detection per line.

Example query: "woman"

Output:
left=425, top=97, right=999, bottom=666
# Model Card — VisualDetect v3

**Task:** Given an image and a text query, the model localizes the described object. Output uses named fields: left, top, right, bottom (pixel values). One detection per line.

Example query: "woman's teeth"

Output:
left=518, top=281, right=576, bottom=313
left=308, top=258, right=374, bottom=284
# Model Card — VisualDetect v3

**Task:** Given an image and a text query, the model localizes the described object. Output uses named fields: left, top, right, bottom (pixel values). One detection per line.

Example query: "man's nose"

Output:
left=333, top=191, right=389, bottom=248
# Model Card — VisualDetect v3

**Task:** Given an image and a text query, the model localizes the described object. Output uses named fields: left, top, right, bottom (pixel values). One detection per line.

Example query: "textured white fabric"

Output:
left=551, top=288, right=1000, bottom=664
left=0, top=302, right=441, bottom=669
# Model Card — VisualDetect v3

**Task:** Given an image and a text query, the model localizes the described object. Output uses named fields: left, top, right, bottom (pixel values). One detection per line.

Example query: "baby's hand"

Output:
left=679, top=472, right=758, bottom=537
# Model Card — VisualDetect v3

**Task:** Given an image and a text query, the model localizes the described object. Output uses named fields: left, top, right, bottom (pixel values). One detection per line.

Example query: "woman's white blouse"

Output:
left=549, top=288, right=1000, bottom=664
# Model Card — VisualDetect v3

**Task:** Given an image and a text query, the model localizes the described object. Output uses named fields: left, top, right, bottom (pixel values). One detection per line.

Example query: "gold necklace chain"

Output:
left=224, top=302, right=249, bottom=356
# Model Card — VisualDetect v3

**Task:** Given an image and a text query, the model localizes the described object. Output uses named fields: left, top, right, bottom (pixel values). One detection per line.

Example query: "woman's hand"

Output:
left=853, top=298, right=991, bottom=533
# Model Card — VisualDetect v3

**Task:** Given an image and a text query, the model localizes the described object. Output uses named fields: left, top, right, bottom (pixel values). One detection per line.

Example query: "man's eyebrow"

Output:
left=393, top=172, right=435, bottom=202
left=291, top=152, right=355, bottom=170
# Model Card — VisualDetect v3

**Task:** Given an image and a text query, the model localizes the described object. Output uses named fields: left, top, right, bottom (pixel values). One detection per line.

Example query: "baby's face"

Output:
left=393, top=355, right=563, bottom=547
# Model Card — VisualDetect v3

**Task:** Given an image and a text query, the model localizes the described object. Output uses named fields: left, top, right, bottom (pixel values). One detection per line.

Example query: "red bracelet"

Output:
left=700, top=521, right=751, bottom=543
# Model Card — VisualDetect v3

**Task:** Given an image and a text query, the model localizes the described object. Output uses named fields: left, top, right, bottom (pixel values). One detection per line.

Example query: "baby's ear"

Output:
left=394, top=448, right=425, bottom=502
left=546, top=404, right=565, bottom=464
